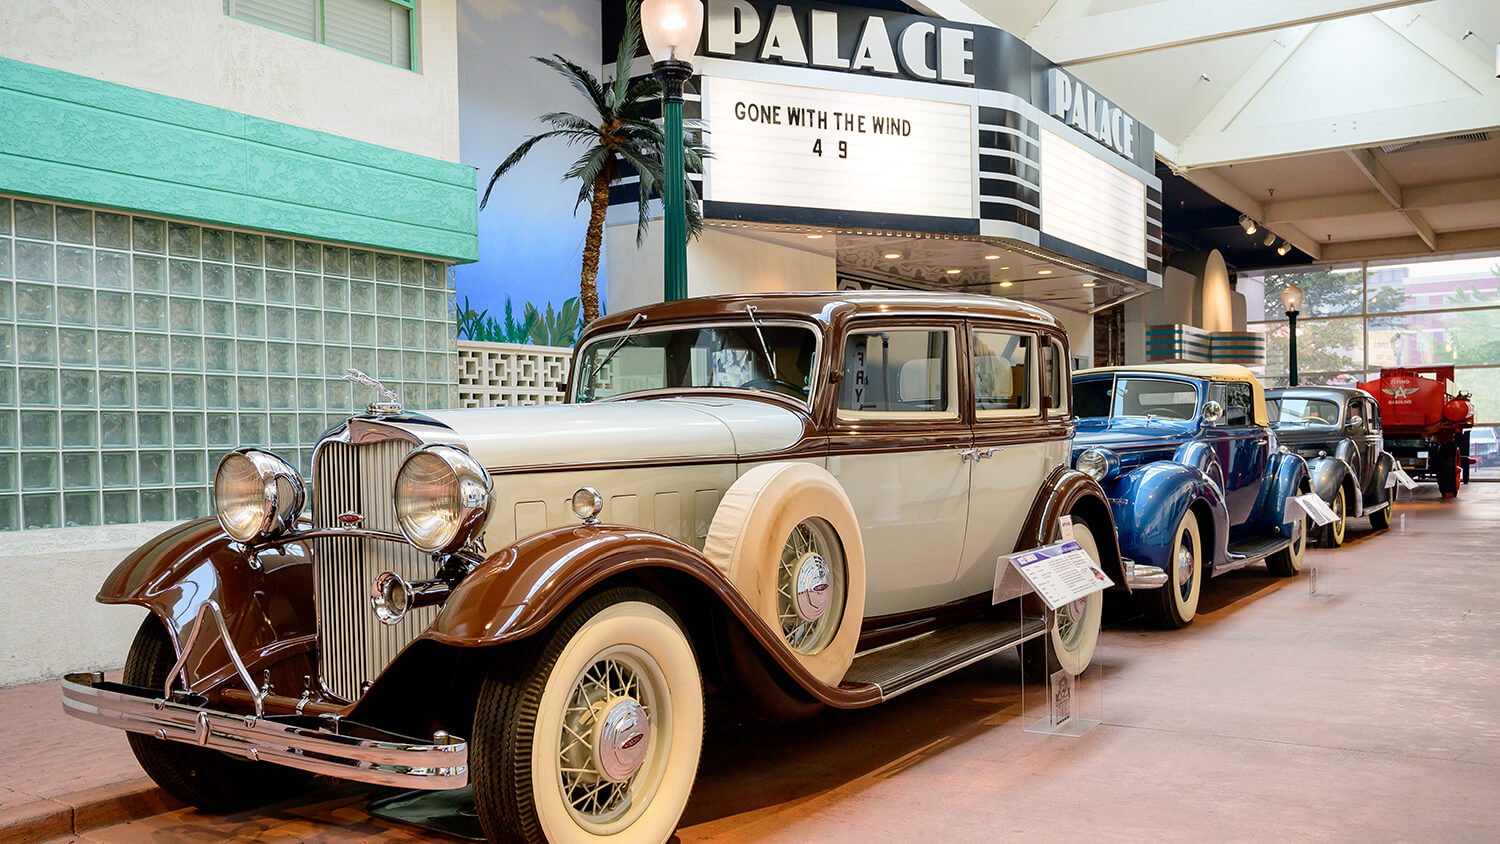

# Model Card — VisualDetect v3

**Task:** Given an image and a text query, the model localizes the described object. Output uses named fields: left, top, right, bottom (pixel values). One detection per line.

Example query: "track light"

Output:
left=1277, top=240, right=1293, bottom=256
left=1239, top=215, right=1257, bottom=235
left=1263, top=232, right=1276, bottom=246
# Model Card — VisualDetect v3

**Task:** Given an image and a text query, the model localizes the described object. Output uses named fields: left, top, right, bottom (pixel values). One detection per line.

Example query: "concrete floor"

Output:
left=61, top=484, right=1500, bottom=842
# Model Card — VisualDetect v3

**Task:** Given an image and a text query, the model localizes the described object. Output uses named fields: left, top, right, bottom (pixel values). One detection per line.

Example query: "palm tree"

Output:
left=480, top=0, right=707, bottom=323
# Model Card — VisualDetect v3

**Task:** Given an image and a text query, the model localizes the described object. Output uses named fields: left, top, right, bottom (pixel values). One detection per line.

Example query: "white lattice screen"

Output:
left=456, top=341, right=572, bottom=407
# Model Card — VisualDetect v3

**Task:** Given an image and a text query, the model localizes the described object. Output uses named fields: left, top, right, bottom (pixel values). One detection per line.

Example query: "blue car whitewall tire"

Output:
left=1141, top=512, right=1202, bottom=629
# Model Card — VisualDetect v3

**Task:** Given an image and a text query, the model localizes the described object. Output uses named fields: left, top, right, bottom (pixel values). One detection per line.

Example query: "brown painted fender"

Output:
left=421, top=524, right=883, bottom=708
left=1015, top=467, right=1129, bottom=591
left=96, top=518, right=318, bottom=695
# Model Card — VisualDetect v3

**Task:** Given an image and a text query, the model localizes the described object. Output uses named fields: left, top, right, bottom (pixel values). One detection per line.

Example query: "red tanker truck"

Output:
left=1358, top=366, right=1474, bottom=498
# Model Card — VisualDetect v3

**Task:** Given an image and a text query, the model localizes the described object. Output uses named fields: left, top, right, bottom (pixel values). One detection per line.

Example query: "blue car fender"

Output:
left=1257, top=451, right=1310, bottom=539
left=1105, top=462, right=1230, bottom=572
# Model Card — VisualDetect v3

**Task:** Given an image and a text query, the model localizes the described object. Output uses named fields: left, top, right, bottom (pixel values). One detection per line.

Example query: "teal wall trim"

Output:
left=0, top=58, right=477, bottom=263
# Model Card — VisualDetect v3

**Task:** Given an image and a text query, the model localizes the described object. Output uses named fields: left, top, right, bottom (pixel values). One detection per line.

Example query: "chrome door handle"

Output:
left=958, top=448, right=998, bottom=462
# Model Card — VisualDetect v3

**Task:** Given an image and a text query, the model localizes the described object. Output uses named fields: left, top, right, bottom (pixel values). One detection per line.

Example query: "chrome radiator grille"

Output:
left=312, top=439, right=441, bottom=702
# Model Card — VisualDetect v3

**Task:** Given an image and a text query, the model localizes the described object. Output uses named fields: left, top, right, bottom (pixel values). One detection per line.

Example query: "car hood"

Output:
left=1072, top=417, right=1196, bottom=453
left=424, top=396, right=806, bottom=470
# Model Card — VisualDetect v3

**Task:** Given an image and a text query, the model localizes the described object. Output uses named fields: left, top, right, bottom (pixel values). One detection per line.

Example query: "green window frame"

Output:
left=224, top=0, right=418, bottom=72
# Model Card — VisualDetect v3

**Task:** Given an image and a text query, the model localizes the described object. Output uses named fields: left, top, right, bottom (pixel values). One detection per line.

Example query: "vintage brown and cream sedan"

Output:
left=61, top=291, right=1131, bottom=843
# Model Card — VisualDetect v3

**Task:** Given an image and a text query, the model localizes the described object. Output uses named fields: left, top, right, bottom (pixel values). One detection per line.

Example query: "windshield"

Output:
left=1074, top=377, right=1200, bottom=421
left=1271, top=398, right=1340, bottom=428
left=573, top=322, right=818, bottom=403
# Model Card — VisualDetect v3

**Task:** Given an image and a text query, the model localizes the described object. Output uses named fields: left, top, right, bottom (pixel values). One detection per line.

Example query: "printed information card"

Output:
left=997, top=517, right=1115, bottom=611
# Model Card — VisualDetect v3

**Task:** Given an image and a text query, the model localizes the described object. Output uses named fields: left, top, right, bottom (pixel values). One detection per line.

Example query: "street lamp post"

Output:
left=641, top=0, right=703, bottom=303
left=1280, top=282, right=1304, bottom=386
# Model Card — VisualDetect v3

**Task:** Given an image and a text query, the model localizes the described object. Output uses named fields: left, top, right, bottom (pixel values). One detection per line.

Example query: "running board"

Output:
left=843, top=617, right=1047, bottom=701
left=1215, top=534, right=1293, bottom=575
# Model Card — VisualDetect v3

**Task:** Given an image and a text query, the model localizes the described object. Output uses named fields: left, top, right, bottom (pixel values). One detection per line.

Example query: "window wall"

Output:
left=1241, top=253, right=1500, bottom=477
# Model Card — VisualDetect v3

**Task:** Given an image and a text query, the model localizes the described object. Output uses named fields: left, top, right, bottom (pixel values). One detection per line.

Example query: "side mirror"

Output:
left=1348, top=414, right=1363, bottom=429
left=1201, top=400, right=1224, bottom=424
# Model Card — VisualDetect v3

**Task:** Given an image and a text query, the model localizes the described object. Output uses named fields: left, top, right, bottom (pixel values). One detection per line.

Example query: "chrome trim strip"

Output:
left=60, top=673, right=466, bottom=789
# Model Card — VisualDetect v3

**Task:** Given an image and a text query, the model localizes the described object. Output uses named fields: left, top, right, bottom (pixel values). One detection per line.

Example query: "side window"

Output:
left=838, top=328, right=955, bottom=418
left=1224, top=383, right=1253, bottom=426
left=973, top=331, right=1034, bottom=416
left=1365, top=398, right=1381, bottom=429
left=1042, top=338, right=1068, bottom=415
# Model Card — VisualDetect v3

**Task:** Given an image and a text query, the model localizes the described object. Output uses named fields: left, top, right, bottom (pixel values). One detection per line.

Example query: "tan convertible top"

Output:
left=1077, top=363, right=1270, bottom=426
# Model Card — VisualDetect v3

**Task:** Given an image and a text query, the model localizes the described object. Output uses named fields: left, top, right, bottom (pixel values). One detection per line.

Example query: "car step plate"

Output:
left=844, top=617, right=1047, bottom=701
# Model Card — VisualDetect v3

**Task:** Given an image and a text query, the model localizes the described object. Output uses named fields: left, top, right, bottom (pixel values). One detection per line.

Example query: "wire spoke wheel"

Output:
left=776, top=518, right=847, bottom=655
left=554, top=645, right=666, bottom=829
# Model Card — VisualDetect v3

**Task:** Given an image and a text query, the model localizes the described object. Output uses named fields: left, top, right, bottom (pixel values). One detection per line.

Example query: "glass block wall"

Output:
left=0, top=195, right=457, bottom=531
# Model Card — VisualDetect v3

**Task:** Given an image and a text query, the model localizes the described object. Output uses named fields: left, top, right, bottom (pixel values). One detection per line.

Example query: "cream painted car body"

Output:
left=426, top=398, right=814, bottom=552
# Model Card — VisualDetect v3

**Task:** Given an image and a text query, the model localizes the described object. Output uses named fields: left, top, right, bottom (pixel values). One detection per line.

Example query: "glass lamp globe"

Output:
left=1280, top=282, right=1304, bottom=315
left=641, top=0, right=704, bottom=64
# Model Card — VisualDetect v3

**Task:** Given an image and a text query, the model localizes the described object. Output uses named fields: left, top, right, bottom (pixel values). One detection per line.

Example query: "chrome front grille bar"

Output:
left=312, top=437, right=440, bottom=702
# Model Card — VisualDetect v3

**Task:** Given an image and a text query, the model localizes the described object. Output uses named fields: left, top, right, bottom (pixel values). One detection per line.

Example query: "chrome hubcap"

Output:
left=793, top=553, right=831, bottom=622
left=778, top=520, right=846, bottom=654
left=592, top=698, right=650, bottom=782
left=1056, top=597, right=1087, bottom=646
left=1176, top=532, right=1196, bottom=601
left=559, top=656, right=654, bottom=823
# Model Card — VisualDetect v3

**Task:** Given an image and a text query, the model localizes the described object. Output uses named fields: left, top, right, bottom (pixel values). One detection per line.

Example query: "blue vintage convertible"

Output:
left=1071, top=364, right=1310, bottom=628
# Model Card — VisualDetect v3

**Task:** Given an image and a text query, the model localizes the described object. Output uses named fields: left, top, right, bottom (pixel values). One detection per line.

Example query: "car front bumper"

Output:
left=59, top=672, right=467, bottom=789
left=1123, top=557, right=1168, bottom=590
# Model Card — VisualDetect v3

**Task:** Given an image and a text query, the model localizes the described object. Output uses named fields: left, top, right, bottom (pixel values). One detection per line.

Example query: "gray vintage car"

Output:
left=1266, top=385, right=1396, bottom=545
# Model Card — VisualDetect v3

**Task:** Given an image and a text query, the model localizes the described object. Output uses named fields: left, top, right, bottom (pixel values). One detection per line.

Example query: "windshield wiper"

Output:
left=745, top=305, right=775, bottom=372
left=585, top=313, right=646, bottom=387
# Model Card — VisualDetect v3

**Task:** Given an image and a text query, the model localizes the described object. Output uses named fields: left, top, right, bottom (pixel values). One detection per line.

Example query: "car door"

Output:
left=827, top=322, right=972, bottom=617
left=955, top=326, right=1070, bottom=599
left=1206, top=381, right=1268, bottom=527
left=1358, top=396, right=1383, bottom=491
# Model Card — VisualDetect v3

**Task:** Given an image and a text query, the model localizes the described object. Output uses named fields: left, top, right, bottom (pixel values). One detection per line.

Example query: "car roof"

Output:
left=586, top=291, right=1064, bottom=334
left=1265, top=385, right=1375, bottom=401
left=1075, top=363, right=1270, bottom=426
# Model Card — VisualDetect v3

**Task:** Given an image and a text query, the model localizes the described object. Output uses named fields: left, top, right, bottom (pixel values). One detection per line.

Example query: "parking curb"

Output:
left=0, top=778, right=178, bottom=843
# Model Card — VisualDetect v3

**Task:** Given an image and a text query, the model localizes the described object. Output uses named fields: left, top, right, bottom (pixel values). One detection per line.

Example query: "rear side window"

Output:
left=839, top=328, right=955, bottom=418
left=973, top=331, right=1034, bottom=415
left=1043, top=338, right=1068, bottom=415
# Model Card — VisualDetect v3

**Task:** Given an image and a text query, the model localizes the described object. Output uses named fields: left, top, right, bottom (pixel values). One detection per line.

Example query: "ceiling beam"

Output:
left=1374, top=9, right=1498, bottom=96
left=1346, top=147, right=1439, bottom=250
left=1189, top=25, right=1313, bottom=137
left=1263, top=177, right=1500, bottom=224
left=1025, top=0, right=1423, bottom=66
left=1320, top=226, right=1500, bottom=263
left=900, top=1, right=992, bottom=26
left=1174, top=96, right=1500, bottom=169
left=1180, top=169, right=1322, bottom=261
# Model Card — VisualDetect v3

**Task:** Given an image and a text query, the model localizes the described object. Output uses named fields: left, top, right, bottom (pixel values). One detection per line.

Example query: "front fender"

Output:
left=96, top=518, right=316, bottom=694
left=420, top=524, right=882, bottom=708
left=1307, top=454, right=1355, bottom=505
left=1369, top=450, right=1397, bottom=507
left=1258, top=451, right=1310, bottom=538
left=1105, top=462, right=1230, bottom=570
left=1014, top=467, right=1126, bottom=589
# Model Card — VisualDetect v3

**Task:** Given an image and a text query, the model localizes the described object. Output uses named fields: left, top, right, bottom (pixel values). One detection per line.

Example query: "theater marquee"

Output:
left=602, top=0, right=1164, bottom=286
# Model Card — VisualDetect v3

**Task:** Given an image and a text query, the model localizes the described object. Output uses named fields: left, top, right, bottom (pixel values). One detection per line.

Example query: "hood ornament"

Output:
left=344, top=368, right=402, bottom=416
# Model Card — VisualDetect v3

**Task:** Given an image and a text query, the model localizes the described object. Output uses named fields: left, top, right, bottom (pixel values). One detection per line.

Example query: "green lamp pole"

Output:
left=1281, top=282, right=1304, bottom=386
left=641, top=0, right=703, bottom=303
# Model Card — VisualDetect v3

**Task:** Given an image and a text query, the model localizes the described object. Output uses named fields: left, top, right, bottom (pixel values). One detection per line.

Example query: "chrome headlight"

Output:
left=1075, top=447, right=1119, bottom=482
left=393, top=445, right=492, bottom=554
left=213, top=449, right=304, bottom=543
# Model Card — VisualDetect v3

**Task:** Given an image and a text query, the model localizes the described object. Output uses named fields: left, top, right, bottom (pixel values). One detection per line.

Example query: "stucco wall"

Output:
left=0, top=0, right=459, bottom=162
left=0, top=521, right=175, bottom=687
left=605, top=225, right=838, bottom=314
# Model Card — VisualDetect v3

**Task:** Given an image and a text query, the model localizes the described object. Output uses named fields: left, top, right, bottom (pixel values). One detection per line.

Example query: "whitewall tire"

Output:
left=1051, top=520, right=1104, bottom=675
left=472, top=589, right=704, bottom=844
left=1141, top=511, right=1203, bottom=629
left=1266, top=511, right=1306, bottom=577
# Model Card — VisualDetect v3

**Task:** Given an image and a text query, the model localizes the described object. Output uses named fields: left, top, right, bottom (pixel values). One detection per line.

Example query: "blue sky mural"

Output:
left=456, top=0, right=606, bottom=335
